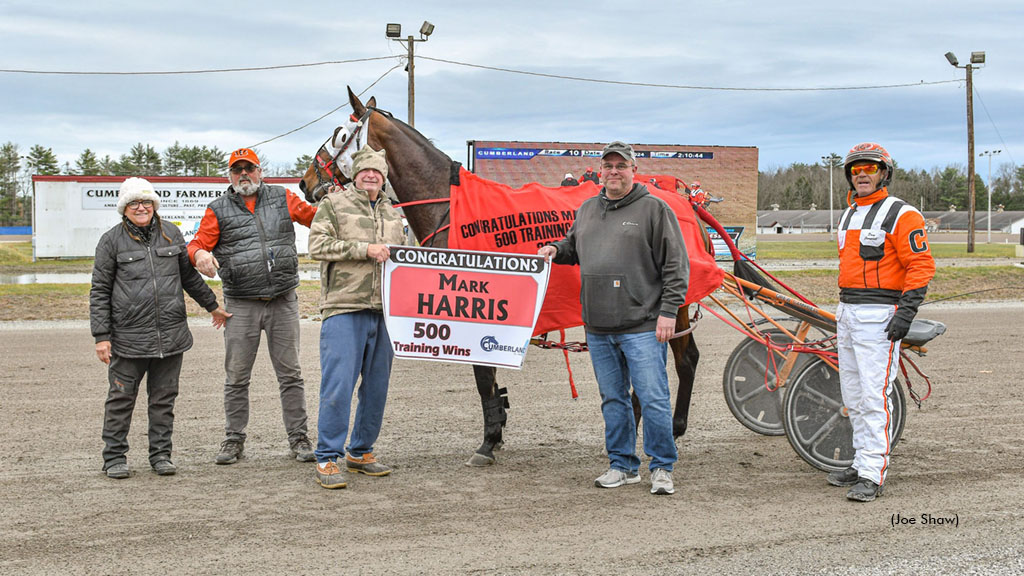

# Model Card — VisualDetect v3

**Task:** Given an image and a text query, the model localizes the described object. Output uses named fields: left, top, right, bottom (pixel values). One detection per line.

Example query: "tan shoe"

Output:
left=315, top=460, right=348, bottom=489
left=345, top=453, right=392, bottom=477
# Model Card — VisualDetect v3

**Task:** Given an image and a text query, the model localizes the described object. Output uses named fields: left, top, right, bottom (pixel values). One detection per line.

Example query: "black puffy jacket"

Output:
left=90, top=218, right=219, bottom=358
left=208, top=184, right=299, bottom=299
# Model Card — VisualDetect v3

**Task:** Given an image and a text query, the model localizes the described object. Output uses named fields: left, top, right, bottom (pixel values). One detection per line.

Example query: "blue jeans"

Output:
left=587, top=330, right=677, bottom=472
left=315, top=311, right=394, bottom=463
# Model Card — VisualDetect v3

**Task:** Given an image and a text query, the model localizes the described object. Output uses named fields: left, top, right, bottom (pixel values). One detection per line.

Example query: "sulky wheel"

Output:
left=782, top=357, right=906, bottom=472
left=722, top=325, right=818, bottom=436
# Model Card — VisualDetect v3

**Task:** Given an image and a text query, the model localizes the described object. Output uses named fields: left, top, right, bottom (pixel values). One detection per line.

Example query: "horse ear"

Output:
left=367, top=96, right=377, bottom=108
left=348, top=86, right=366, bottom=116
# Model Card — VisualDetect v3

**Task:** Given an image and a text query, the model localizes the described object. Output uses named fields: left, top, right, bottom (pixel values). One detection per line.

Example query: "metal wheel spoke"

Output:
left=732, top=383, right=774, bottom=403
left=803, top=412, right=844, bottom=447
left=798, top=382, right=843, bottom=411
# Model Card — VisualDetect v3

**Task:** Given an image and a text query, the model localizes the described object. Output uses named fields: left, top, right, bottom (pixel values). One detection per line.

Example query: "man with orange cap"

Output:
left=580, top=166, right=600, bottom=185
left=829, top=142, right=934, bottom=502
left=188, top=148, right=319, bottom=466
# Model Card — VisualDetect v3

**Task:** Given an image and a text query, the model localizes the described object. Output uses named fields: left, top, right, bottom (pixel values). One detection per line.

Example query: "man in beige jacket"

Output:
left=307, top=145, right=407, bottom=489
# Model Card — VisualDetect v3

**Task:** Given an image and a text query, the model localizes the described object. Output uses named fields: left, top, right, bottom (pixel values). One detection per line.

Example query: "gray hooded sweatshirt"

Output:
left=548, top=183, right=690, bottom=334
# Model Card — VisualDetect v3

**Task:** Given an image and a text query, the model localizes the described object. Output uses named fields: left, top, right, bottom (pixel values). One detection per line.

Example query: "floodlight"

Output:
left=420, top=21, right=434, bottom=37
left=944, top=52, right=958, bottom=66
left=385, top=23, right=402, bottom=38
left=970, top=51, right=985, bottom=64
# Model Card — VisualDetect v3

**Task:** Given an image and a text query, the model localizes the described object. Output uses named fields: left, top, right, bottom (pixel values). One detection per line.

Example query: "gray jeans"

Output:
left=223, top=290, right=308, bottom=443
left=102, top=353, right=183, bottom=469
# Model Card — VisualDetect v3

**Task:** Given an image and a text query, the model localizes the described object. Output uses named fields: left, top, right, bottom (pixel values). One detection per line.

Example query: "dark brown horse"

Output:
left=300, top=87, right=701, bottom=466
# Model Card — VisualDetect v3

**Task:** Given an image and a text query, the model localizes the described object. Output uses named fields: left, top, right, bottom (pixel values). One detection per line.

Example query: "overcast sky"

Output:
left=1, top=1, right=1021, bottom=179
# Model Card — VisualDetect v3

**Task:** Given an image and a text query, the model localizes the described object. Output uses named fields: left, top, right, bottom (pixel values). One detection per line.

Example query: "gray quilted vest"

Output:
left=209, top=183, right=299, bottom=299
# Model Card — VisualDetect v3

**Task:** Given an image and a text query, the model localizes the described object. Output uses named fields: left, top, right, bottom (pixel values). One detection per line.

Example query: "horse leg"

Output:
left=465, top=365, right=507, bottom=467
left=669, top=329, right=699, bottom=439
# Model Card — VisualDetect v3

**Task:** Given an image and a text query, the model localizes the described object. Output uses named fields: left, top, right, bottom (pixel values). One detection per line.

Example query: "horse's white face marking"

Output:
left=329, top=118, right=367, bottom=179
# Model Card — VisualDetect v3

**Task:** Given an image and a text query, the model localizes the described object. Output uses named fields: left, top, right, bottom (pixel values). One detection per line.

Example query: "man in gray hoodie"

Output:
left=539, top=141, right=689, bottom=496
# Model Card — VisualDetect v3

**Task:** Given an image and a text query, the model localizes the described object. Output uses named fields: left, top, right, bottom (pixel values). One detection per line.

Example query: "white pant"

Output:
left=836, top=302, right=900, bottom=485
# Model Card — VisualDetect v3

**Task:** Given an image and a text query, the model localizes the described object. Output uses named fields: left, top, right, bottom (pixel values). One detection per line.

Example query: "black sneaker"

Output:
left=827, top=467, right=859, bottom=487
left=105, top=462, right=130, bottom=479
left=152, top=460, right=177, bottom=476
left=215, top=439, right=244, bottom=465
left=289, top=436, right=315, bottom=462
left=846, top=479, right=884, bottom=502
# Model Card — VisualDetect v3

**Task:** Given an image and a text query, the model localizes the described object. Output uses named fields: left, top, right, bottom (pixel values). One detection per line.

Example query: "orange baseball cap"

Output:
left=229, top=148, right=260, bottom=167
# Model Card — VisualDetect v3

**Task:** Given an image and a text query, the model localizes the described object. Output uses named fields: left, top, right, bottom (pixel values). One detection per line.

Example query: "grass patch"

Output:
left=0, top=242, right=34, bottom=266
left=764, top=265, right=1024, bottom=305
left=756, top=241, right=1015, bottom=260
left=0, top=281, right=325, bottom=322
left=0, top=242, right=95, bottom=272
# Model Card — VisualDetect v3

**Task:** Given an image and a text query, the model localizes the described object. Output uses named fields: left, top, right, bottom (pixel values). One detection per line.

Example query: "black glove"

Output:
left=885, top=311, right=913, bottom=342
left=887, top=286, right=928, bottom=342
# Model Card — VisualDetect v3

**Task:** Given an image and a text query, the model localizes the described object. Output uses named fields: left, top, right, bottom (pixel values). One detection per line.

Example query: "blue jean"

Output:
left=315, top=311, right=394, bottom=463
left=587, top=330, right=677, bottom=472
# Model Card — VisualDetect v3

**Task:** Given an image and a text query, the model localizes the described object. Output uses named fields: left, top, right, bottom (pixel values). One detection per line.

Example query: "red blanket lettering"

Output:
left=448, top=168, right=723, bottom=336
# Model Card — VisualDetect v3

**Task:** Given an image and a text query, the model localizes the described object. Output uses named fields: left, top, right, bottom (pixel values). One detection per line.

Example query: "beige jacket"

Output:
left=308, top=184, right=406, bottom=320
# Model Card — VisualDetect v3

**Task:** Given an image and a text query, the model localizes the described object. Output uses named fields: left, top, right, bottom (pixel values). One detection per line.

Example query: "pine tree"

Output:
left=75, top=149, right=102, bottom=175
left=26, top=145, right=59, bottom=175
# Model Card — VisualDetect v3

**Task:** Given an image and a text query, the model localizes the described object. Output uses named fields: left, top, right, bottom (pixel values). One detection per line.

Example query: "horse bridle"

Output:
left=305, top=105, right=452, bottom=245
left=302, top=109, right=372, bottom=202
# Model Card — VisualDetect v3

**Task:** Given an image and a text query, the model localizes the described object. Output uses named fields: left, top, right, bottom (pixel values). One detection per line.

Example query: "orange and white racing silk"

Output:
left=835, top=187, right=934, bottom=486
left=837, top=188, right=934, bottom=305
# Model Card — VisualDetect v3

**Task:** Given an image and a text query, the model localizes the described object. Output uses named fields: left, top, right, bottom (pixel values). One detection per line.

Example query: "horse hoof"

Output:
left=673, top=417, right=688, bottom=439
left=465, top=452, right=496, bottom=467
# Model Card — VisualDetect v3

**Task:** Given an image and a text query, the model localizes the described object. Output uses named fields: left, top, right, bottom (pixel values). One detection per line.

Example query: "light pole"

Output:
left=821, top=153, right=841, bottom=240
left=979, top=149, right=1001, bottom=243
left=945, top=50, right=985, bottom=253
left=386, top=21, right=434, bottom=127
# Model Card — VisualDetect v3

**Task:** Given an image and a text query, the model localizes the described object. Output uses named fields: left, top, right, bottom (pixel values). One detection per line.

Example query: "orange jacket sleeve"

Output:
left=892, top=209, right=935, bottom=293
left=187, top=207, right=221, bottom=265
left=286, top=189, right=317, bottom=227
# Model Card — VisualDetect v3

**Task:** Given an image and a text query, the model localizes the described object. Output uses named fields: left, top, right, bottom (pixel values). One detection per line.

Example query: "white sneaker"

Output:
left=650, top=468, right=674, bottom=495
left=594, top=468, right=641, bottom=488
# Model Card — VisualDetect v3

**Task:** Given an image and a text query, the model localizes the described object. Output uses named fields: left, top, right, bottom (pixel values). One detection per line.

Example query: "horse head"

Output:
left=301, top=86, right=454, bottom=246
left=298, top=91, right=378, bottom=204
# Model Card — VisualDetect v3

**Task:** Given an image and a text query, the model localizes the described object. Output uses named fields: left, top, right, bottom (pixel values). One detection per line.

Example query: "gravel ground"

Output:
left=1, top=303, right=1022, bottom=575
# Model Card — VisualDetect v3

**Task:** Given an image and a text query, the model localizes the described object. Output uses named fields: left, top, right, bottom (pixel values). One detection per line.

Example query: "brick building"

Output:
left=466, top=140, right=759, bottom=256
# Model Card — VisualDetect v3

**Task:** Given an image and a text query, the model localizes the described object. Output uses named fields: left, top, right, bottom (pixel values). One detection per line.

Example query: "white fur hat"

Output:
left=117, top=177, right=160, bottom=215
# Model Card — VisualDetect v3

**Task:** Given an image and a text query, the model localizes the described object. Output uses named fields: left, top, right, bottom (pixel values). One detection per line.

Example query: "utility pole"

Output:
left=821, top=153, right=841, bottom=240
left=945, top=50, right=985, bottom=253
left=386, top=21, right=435, bottom=128
left=980, top=149, right=1001, bottom=243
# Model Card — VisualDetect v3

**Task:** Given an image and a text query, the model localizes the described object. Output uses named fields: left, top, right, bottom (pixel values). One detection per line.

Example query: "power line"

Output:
left=3, top=53, right=961, bottom=91
left=0, top=56, right=397, bottom=75
left=246, top=63, right=404, bottom=149
left=417, top=55, right=961, bottom=92
left=972, top=84, right=1015, bottom=166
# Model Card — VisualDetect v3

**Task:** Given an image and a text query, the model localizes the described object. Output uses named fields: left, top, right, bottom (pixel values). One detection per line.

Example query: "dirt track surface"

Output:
left=2, top=303, right=1023, bottom=575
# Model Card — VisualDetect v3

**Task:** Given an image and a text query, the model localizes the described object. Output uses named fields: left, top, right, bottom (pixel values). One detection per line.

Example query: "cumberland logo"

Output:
left=480, top=336, right=526, bottom=355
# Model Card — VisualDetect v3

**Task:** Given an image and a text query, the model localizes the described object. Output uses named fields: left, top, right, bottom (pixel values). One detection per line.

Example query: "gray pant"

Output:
left=102, top=353, right=183, bottom=469
left=223, top=291, right=308, bottom=444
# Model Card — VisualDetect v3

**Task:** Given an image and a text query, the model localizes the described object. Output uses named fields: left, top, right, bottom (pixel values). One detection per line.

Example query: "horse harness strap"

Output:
left=393, top=197, right=451, bottom=247
left=312, top=109, right=372, bottom=197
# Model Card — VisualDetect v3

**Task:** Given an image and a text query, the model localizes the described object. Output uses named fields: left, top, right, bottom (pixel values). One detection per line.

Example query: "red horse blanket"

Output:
left=447, top=168, right=724, bottom=336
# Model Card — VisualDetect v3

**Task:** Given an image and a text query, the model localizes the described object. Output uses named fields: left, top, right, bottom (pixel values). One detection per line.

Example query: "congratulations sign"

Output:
left=383, top=246, right=551, bottom=369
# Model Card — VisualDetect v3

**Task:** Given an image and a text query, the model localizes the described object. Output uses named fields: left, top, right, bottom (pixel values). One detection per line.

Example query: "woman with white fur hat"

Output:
left=89, top=177, right=231, bottom=479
